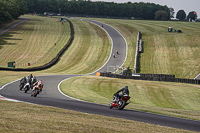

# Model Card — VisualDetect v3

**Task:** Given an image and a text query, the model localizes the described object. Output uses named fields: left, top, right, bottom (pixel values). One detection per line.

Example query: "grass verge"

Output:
left=0, top=100, right=197, bottom=133
left=60, top=76, right=200, bottom=121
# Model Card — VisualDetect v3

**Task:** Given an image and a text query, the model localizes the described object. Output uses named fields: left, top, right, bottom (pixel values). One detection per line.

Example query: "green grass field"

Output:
left=61, top=76, right=200, bottom=121
left=41, top=18, right=111, bottom=74
left=86, top=18, right=200, bottom=79
left=0, top=15, right=71, bottom=68
left=1, top=100, right=195, bottom=133
left=0, top=15, right=200, bottom=132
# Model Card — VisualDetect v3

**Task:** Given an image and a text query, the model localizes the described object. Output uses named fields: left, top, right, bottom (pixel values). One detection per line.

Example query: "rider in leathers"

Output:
left=114, top=86, right=129, bottom=101
left=28, top=74, right=33, bottom=85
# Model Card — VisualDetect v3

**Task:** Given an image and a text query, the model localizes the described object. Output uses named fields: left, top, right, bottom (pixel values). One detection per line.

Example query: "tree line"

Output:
left=0, top=0, right=27, bottom=25
left=176, top=10, right=198, bottom=21
left=25, top=0, right=171, bottom=20
left=1, top=0, right=198, bottom=25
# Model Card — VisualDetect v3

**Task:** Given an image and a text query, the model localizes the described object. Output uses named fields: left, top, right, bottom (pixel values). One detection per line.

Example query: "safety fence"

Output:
left=99, top=72, right=200, bottom=84
left=0, top=19, right=74, bottom=71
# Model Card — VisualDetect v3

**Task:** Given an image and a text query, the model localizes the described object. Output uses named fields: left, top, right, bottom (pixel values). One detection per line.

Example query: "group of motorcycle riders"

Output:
left=18, top=48, right=130, bottom=108
left=19, top=74, right=130, bottom=109
left=19, top=74, right=43, bottom=97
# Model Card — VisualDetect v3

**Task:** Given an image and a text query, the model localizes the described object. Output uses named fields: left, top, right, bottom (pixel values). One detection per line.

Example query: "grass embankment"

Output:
left=0, top=15, right=70, bottom=68
left=1, top=100, right=195, bottom=133
left=0, top=15, right=111, bottom=83
left=0, top=15, right=111, bottom=74
left=86, top=18, right=200, bottom=79
left=61, top=76, right=200, bottom=121
left=42, top=18, right=111, bottom=74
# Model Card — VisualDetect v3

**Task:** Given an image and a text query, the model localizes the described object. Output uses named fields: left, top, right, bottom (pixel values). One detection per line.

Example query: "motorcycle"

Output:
left=24, top=75, right=38, bottom=93
left=23, top=77, right=33, bottom=93
left=23, top=82, right=31, bottom=93
left=116, top=50, right=119, bottom=54
left=109, top=94, right=130, bottom=110
left=19, top=77, right=27, bottom=90
left=31, top=80, right=43, bottom=97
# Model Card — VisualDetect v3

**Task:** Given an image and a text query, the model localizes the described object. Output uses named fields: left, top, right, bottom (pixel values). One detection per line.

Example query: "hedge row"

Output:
left=0, top=19, right=74, bottom=71
left=100, top=72, right=200, bottom=84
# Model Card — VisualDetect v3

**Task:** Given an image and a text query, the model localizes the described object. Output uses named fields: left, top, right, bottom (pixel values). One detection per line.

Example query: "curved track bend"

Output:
left=0, top=19, right=200, bottom=132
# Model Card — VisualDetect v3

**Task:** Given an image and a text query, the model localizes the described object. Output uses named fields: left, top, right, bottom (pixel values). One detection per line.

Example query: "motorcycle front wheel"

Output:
left=34, top=89, right=38, bottom=97
left=31, top=89, right=38, bottom=97
left=118, top=100, right=126, bottom=110
left=19, top=85, right=23, bottom=90
left=24, top=86, right=29, bottom=93
left=109, top=102, right=113, bottom=109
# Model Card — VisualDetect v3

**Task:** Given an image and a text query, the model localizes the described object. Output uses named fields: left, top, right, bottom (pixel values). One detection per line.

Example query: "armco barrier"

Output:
left=0, top=19, right=74, bottom=71
left=99, top=72, right=200, bottom=85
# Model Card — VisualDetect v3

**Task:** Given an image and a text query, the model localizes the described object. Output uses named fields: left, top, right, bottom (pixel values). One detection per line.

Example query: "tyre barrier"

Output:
left=99, top=72, right=200, bottom=85
left=0, top=19, right=74, bottom=71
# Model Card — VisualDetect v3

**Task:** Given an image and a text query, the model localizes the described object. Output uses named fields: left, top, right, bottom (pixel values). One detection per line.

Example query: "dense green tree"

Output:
left=169, top=7, right=175, bottom=18
left=155, top=10, right=169, bottom=20
left=176, top=10, right=186, bottom=20
left=0, top=0, right=12, bottom=24
left=25, top=0, right=171, bottom=20
left=16, top=0, right=28, bottom=16
left=187, top=11, right=198, bottom=21
left=0, top=0, right=27, bottom=25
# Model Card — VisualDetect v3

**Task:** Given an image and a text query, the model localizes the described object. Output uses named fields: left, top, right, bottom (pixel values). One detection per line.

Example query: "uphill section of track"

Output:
left=0, top=19, right=200, bottom=132
left=84, top=19, right=127, bottom=74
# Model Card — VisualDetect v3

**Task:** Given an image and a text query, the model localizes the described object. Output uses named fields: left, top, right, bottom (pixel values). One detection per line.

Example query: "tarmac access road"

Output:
left=0, top=17, right=29, bottom=36
left=0, top=19, right=200, bottom=132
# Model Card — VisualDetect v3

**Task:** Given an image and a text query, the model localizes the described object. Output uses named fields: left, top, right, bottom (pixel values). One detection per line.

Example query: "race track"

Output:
left=0, top=19, right=200, bottom=132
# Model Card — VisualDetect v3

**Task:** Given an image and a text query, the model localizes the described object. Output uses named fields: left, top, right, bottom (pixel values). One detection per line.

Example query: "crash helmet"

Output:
left=32, top=76, right=37, bottom=83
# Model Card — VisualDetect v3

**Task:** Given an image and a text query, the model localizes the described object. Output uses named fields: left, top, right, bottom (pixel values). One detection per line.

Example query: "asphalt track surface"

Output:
left=0, top=19, right=200, bottom=132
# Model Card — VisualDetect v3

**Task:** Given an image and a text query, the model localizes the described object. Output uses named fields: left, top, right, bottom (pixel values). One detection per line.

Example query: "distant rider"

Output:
left=20, top=77, right=27, bottom=83
left=114, top=86, right=129, bottom=101
left=32, top=76, right=37, bottom=84
left=27, top=74, right=33, bottom=85
left=116, top=50, right=118, bottom=54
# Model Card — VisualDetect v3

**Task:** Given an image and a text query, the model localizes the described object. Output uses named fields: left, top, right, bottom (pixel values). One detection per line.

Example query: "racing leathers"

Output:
left=114, top=86, right=129, bottom=101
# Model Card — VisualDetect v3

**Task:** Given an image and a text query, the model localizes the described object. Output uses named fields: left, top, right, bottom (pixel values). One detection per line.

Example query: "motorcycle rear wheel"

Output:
left=118, top=100, right=126, bottom=110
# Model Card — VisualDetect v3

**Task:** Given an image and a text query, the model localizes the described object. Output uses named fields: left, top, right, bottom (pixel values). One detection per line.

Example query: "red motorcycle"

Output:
left=109, top=94, right=130, bottom=110
left=31, top=80, right=43, bottom=97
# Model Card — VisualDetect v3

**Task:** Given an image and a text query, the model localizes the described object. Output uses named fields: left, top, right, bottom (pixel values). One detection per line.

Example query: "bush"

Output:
left=196, top=19, right=200, bottom=22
